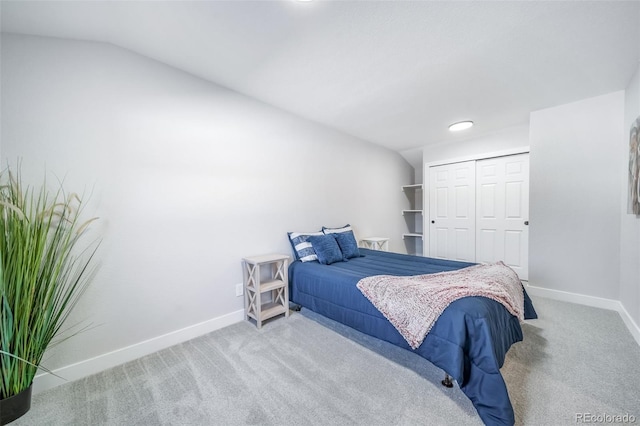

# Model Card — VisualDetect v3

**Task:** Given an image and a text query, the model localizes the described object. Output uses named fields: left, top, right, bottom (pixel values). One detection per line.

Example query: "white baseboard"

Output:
left=616, top=303, right=640, bottom=348
left=32, top=309, right=245, bottom=395
left=525, top=284, right=640, bottom=347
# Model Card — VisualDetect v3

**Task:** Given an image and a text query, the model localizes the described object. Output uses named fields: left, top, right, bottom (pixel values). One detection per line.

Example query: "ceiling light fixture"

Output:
left=448, top=121, right=474, bottom=132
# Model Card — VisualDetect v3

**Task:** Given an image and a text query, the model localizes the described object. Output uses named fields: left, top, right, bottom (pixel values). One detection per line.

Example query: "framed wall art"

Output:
left=629, top=115, right=640, bottom=215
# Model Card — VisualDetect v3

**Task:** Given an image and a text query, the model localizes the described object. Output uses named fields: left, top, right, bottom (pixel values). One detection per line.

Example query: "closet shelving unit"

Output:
left=401, top=184, right=424, bottom=256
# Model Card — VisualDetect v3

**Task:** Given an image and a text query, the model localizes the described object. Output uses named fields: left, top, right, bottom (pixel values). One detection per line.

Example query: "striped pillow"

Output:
left=322, top=224, right=353, bottom=235
left=287, top=231, right=323, bottom=262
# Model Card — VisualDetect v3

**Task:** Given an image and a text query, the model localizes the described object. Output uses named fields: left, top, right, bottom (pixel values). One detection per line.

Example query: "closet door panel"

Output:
left=476, top=154, right=529, bottom=279
left=428, top=161, right=476, bottom=262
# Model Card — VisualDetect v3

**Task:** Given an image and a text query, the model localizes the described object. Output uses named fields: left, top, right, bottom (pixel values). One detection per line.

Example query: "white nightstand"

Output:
left=360, top=237, right=390, bottom=251
left=242, top=254, right=290, bottom=329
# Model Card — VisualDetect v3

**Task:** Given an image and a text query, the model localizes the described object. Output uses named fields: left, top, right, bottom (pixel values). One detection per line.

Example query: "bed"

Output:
left=288, top=248, right=537, bottom=426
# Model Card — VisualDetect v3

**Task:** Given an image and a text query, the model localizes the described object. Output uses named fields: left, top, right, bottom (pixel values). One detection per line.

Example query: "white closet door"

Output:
left=476, top=154, right=529, bottom=279
left=428, top=161, right=476, bottom=262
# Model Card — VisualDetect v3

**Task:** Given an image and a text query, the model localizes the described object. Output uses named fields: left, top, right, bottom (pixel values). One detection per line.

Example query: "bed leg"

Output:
left=441, top=374, right=454, bottom=388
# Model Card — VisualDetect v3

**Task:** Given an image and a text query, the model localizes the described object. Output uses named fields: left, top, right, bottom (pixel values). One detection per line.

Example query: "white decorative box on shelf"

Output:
left=360, top=237, right=389, bottom=251
left=242, top=254, right=290, bottom=329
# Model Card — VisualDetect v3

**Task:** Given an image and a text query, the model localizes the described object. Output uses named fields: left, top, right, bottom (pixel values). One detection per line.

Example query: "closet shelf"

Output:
left=401, top=184, right=423, bottom=190
left=402, top=233, right=423, bottom=239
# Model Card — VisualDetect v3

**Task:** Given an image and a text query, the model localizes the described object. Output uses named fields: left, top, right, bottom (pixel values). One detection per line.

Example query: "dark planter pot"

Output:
left=0, top=385, right=32, bottom=425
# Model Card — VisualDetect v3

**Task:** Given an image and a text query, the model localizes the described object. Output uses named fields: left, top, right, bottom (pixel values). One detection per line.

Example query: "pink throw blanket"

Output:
left=356, top=261, right=525, bottom=349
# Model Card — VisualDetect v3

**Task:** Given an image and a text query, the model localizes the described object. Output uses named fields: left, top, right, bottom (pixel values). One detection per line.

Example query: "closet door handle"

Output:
left=524, top=221, right=529, bottom=225
left=431, top=220, right=435, bottom=224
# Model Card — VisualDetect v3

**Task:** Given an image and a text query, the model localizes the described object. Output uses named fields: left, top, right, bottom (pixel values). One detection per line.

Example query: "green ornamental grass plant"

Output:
left=0, top=165, right=99, bottom=401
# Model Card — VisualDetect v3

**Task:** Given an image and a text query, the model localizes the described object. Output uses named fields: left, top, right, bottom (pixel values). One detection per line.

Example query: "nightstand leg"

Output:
left=255, top=265, right=262, bottom=328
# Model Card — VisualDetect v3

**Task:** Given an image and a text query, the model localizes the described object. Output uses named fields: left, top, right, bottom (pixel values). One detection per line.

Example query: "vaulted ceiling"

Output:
left=2, top=1, right=639, bottom=163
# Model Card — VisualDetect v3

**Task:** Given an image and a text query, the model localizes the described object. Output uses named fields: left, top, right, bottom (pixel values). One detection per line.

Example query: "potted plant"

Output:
left=0, top=165, right=99, bottom=424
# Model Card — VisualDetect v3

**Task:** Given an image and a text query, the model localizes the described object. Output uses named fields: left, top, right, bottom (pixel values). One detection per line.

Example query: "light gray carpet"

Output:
left=12, top=296, right=640, bottom=425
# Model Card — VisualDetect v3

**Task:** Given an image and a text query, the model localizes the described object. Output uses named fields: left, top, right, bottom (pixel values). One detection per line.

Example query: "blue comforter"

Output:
left=289, top=249, right=537, bottom=426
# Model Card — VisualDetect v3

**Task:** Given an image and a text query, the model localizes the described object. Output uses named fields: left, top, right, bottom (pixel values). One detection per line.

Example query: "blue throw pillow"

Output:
left=323, top=224, right=361, bottom=258
left=333, top=231, right=361, bottom=259
left=288, top=231, right=323, bottom=262
left=308, top=234, right=344, bottom=265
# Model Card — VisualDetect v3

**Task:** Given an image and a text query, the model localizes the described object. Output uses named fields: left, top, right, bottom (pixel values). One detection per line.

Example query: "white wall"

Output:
left=620, top=63, right=640, bottom=327
left=421, top=125, right=529, bottom=166
left=529, top=91, right=624, bottom=299
left=0, top=34, right=413, bottom=390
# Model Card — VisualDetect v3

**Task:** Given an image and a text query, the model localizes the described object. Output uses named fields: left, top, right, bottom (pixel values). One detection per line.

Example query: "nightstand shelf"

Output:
left=255, top=302, right=288, bottom=322
left=247, top=279, right=285, bottom=293
left=242, top=254, right=290, bottom=329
